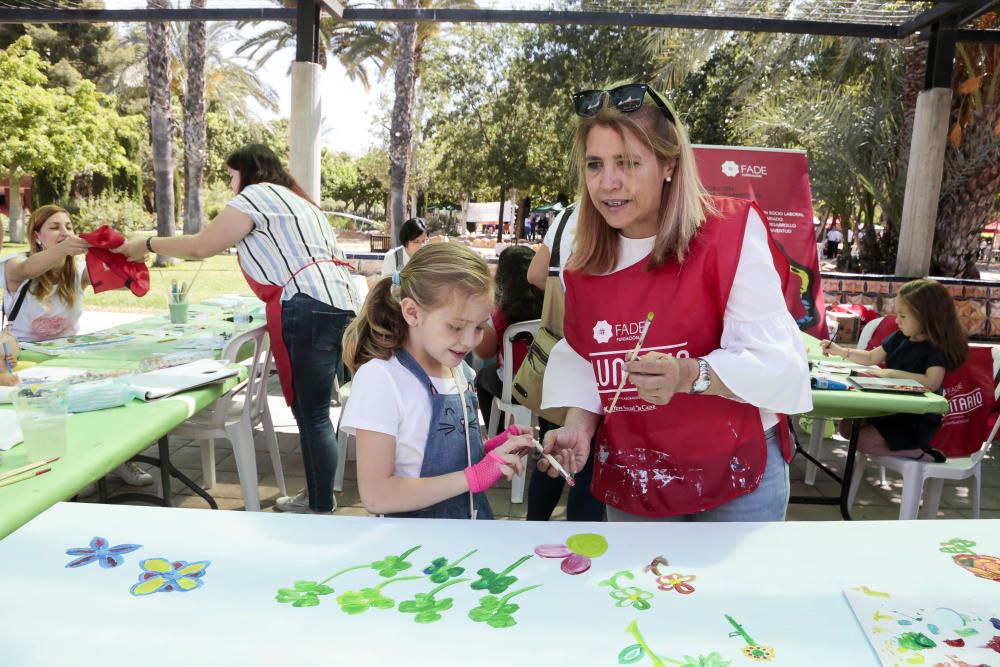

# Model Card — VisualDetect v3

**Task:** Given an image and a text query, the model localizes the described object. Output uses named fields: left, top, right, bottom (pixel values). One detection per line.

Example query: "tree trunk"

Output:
left=931, top=103, right=1000, bottom=277
left=147, top=0, right=176, bottom=268
left=7, top=169, right=24, bottom=244
left=388, top=7, right=417, bottom=247
left=496, top=185, right=507, bottom=244
left=183, top=1, right=207, bottom=236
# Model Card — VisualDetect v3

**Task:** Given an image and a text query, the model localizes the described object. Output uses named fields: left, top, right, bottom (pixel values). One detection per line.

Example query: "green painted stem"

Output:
left=608, top=570, right=635, bottom=590
left=319, top=563, right=370, bottom=586
left=724, top=615, right=754, bottom=645
left=429, top=578, right=470, bottom=597
left=447, top=549, right=478, bottom=569
left=625, top=619, right=671, bottom=667
left=397, top=545, right=422, bottom=561
left=498, top=554, right=533, bottom=576
left=499, top=584, right=542, bottom=604
left=375, top=575, right=422, bottom=592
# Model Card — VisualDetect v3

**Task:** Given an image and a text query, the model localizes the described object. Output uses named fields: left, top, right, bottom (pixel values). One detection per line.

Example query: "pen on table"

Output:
left=0, top=467, right=52, bottom=489
left=533, top=439, right=575, bottom=487
left=0, top=456, right=59, bottom=483
left=605, top=311, right=655, bottom=421
left=2, top=341, right=12, bottom=374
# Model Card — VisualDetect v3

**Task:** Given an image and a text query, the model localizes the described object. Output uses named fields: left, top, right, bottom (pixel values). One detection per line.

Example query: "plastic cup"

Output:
left=169, top=301, right=189, bottom=324
left=13, top=384, right=69, bottom=463
left=232, top=303, right=251, bottom=330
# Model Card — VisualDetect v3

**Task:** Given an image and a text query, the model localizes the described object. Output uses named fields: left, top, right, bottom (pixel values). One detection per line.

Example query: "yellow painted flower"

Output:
left=130, top=558, right=211, bottom=596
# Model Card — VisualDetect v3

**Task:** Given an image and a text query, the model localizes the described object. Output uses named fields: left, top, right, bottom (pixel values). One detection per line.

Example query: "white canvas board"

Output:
left=844, top=587, right=1000, bottom=666
left=0, top=503, right=997, bottom=667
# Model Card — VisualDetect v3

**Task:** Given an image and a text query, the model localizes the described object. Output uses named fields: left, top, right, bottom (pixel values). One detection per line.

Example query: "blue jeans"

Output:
left=606, top=425, right=789, bottom=522
left=281, top=293, right=353, bottom=512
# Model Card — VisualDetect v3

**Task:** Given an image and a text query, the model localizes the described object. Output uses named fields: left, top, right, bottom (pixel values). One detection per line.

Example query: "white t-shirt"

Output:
left=542, top=207, right=578, bottom=289
left=1, top=256, right=85, bottom=342
left=379, top=246, right=410, bottom=278
left=341, top=355, right=470, bottom=478
left=541, top=208, right=812, bottom=429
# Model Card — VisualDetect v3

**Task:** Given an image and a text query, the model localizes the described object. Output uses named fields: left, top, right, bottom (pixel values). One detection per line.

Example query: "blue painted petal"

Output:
left=97, top=553, right=125, bottom=569
left=66, top=554, right=99, bottom=568
left=108, top=543, right=142, bottom=555
left=90, top=536, right=108, bottom=550
left=65, top=548, right=97, bottom=556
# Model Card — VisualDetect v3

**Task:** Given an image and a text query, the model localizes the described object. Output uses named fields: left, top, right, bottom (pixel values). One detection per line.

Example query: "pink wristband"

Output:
left=464, top=450, right=508, bottom=494
left=483, top=424, right=521, bottom=453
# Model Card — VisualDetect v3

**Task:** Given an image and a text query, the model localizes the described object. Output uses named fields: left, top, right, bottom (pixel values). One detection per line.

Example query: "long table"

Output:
left=0, top=502, right=996, bottom=666
left=0, top=302, right=259, bottom=540
left=795, top=335, right=950, bottom=519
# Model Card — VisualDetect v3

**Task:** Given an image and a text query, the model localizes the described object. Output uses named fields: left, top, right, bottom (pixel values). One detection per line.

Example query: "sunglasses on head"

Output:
left=572, top=83, right=675, bottom=124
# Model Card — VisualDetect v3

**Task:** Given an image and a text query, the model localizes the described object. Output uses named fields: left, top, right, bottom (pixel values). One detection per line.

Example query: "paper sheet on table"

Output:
left=127, top=359, right=238, bottom=400
left=0, top=411, right=23, bottom=450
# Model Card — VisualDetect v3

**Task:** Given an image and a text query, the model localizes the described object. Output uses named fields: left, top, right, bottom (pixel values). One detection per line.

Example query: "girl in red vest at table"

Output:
left=538, top=82, right=812, bottom=522
left=115, top=144, right=361, bottom=514
left=822, top=279, right=968, bottom=463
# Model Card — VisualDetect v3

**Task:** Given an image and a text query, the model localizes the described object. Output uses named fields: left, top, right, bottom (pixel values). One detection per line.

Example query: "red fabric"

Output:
left=864, top=315, right=899, bottom=351
left=79, top=226, right=150, bottom=296
left=563, top=196, right=787, bottom=517
left=491, top=309, right=529, bottom=376
left=931, top=346, right=997, bottom=458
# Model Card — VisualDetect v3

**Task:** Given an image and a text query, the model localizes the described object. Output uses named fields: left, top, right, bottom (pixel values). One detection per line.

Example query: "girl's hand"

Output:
left=491, top=438, right=530, bottom=479
left=58, top=236, right=90, bottom=257
left=0, top=372, right=20, bottom=387
left=625, top=352, right=685, bottom=406
left=541, top=424, right=592, bottom=476
left=112, top=238, right=149, bottom=262
left=4, top=352, right=16, bottom=370
left=821, top=339, right=845, bottom=358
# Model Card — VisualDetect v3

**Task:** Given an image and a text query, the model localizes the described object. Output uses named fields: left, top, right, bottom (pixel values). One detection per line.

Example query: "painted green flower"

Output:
left=423, top=549, right=476, bottom=584
left=336, top=587, right=395, bottom=614
left=471, top=555, right=532, bottom=594
left=370, top=545, right=421, bottom=577
left=610, top=586, right=653, bottom=611
left=398, top=578, right=467, bottom=624
left=275, top=580, right=334, bottom=607
left=468, top=585, right=541, bottom=629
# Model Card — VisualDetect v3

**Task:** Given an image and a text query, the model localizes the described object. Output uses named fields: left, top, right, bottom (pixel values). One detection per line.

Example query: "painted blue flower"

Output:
left=65, top=536, right=142, bottom=569
left=130, top=558, right=210, bottom=596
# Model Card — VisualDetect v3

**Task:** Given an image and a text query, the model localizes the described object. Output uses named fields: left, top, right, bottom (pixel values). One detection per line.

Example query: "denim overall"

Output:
left=388, top=349, right=494, bottom=520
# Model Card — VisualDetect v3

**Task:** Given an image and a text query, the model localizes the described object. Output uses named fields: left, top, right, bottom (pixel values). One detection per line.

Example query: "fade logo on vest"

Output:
left=593, top=318, right=655, bottom=345
left=593, top=320, right=612, bottom=344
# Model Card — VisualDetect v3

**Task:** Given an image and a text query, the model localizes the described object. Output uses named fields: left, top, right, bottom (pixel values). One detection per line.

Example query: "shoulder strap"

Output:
left=2, top=280, right=30, bottom=330
left=549, top=204, right=577, bottom=273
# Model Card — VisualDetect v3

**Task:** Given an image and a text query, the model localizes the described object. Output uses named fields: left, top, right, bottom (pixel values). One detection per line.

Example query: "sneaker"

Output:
left=112, top=461, right=154, bottom=486
left=274, top=489, right=337, bottom=514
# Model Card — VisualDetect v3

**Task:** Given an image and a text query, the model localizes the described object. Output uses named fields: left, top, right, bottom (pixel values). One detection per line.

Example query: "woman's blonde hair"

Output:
left=343, top=243, right=493, bottom=372
left=25, top=205, right=78, bottom=308
left=567, top=83, right=712, bottom=275
left=896, top=279, right=969, bottom=371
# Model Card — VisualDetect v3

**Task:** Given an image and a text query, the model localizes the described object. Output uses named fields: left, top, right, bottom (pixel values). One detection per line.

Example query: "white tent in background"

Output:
left=463, top=201, right=517, bottom=233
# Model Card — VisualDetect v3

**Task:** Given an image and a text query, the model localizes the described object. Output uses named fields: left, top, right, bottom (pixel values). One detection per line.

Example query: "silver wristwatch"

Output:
left=690, top=357, right=712, bottom=394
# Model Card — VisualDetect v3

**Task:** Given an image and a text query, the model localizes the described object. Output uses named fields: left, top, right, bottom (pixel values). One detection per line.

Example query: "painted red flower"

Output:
left=656, top=573, right=696, bottom=595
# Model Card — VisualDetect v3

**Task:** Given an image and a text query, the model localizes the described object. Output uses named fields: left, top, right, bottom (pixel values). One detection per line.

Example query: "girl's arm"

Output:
left=880, top=365, right=946, bottom=391
left=4, top=237, right=89, bottom=291
left=822, top=340, right=887, bottom=366
left=474, top=323, right=498, bottom=359
left=355, top=429, right=526, bottom=515
left=116, top=206, right=254, bottom=261
left=526, top=244, right=550, bottom=290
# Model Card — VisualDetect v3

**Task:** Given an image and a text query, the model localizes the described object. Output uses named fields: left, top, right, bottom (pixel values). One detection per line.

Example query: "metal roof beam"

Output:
left=959, top=0, right=1000, bottom=26
left=340, top=8, right=898, bottom=38
left=896, top=1, right=968, bottom=38
left=0, top=7, right=296, bottom=23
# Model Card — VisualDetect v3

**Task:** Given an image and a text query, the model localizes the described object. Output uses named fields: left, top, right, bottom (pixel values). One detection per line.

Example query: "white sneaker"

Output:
left=112, top=461, right=154, bottom=486
left=274, top=489, right=337, bottom=514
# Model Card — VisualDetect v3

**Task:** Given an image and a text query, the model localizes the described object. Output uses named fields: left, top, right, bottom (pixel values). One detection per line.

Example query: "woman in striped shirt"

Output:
left=116, top=144, right=361, bottom=514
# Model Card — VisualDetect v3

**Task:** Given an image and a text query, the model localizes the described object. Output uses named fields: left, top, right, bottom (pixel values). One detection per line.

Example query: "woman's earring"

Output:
left=666, top=176, right=673, bottom=183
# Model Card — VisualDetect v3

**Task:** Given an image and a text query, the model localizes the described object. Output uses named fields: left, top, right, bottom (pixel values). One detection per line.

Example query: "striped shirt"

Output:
left=227, top=183, right=360, bottom=313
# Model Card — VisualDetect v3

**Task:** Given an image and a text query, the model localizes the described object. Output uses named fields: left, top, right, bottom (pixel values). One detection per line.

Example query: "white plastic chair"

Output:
left=846, top=346, right=1000, bottom=519
left=803, top=316, right=887, bottom=486
left=485, top=319, right=541, bottom=504
left=333, top=380, right=354, bottom=493
left=169, top=326, right=286, bottom=511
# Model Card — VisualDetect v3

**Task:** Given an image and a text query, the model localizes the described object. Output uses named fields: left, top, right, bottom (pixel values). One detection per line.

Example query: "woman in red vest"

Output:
left=539, top=83, right=812, bottom=521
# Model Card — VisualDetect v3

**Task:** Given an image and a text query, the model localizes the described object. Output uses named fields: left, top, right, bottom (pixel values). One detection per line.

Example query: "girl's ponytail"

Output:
left=342, top=276, right=409, bottom=372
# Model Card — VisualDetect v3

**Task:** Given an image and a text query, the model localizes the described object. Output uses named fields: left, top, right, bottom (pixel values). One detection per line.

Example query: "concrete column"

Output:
left=289, top=61, right=322, bottom=203
left=895, top=87, right=952, bottom=278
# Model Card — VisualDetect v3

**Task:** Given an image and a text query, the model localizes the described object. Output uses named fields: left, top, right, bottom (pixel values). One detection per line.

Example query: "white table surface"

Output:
left=0, top=502, right=997, bottom=666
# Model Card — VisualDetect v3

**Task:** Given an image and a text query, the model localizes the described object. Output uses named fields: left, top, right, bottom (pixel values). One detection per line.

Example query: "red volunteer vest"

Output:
left=564, top=197, right=787, bottom=517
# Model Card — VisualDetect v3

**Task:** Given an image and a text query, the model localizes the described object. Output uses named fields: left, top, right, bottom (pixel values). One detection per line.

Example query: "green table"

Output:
left=793, top=334, right=949, bottom=519
left=0, top=301, right=259, bottom=540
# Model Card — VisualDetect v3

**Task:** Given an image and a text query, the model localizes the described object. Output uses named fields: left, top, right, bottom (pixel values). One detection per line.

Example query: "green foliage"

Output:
left=205, top=109, right=287, bottom=185
left=203, top=182, right=235, bottom=221
left=72, top=192, right=155, bottom=235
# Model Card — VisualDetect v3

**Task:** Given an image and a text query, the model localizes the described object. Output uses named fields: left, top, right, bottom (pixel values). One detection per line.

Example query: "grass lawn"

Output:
left=1, top=242, right=249, bottom=312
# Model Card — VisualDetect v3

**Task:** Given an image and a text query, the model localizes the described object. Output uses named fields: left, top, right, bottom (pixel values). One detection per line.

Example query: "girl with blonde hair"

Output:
left=341, top=243, right=533, bottom=519
left=540, top=82, right=812, bottom=522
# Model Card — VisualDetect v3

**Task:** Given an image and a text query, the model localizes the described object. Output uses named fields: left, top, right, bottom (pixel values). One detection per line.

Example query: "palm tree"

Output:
left=146, top=0, right=175, bottom=267
left=236, top=0, right=471, bottom=241
left=183, top=0, right=207, bottom=235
